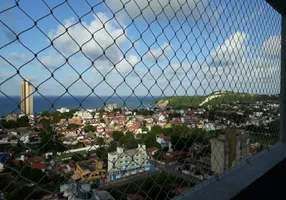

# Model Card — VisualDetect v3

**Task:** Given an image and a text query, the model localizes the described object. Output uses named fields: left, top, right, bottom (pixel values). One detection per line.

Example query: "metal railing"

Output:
left=0, top=0, right=282, bottom=200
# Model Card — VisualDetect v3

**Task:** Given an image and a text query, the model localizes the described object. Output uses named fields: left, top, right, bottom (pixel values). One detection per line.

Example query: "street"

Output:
left=99, top=163, right=203, bottom=190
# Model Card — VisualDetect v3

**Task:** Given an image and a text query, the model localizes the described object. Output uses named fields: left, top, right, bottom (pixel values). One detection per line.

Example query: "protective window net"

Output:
left=0, top=0, right=281, bottom=200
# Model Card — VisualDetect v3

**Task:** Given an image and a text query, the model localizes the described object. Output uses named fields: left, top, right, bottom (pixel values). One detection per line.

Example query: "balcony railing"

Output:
left=0, top=0, right=284, bottom=200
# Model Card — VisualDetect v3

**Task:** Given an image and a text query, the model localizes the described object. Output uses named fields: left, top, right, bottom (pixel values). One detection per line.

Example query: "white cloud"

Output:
left=261, top=35, right=281, bottom=58
left=204, top=33, right=280, bottom=94
left=0, top=72, right=9, bottom=81
left=48, top=12, right=141, bottom=76
left=40, top=55, right=65, bottom=69
left=0, top=53, right=30, bottom=67
left=143, top=43, right=172, bottom=61
left=0, top=57, right=9, bottom=67
left=132, top=33, right=281, bottom=95
left=105, top=0, right=208, bottom=23
left=92, top=54, right=139, bottom=76
left=48, top=13, right=126, bottom=63
left=210, top=32, right=247, bottom=65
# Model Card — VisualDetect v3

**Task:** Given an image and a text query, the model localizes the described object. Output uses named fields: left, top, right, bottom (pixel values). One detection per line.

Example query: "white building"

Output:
left=203, top=123, right=216, bottom=131
left=210, top=130, right=250, bottom=175
left=56, top=107, right=70, bottom=113
left=74, top=110, right=93, bottom=119
left=108, top=144, right=154, bottom=181
left=19, top=133, right=30, bottom=144
left=104, top=104, right=117, bottom=112
left=156, top=134, right=171, bottom=149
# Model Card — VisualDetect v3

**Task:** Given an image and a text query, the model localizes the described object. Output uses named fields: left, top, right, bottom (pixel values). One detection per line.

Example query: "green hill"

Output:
left=152, top=91, right=278, bottom=108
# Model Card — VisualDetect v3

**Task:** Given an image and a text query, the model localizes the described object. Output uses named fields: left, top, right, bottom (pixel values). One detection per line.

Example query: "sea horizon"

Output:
left=0, top=95, right=160, bottom=116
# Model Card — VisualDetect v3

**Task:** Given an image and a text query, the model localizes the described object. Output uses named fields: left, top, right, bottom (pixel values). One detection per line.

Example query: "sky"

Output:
left=0, top=0, right=281, bottom=97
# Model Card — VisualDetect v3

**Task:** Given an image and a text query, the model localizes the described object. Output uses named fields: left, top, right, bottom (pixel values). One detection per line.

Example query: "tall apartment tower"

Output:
left=210, top=129, right=250, bottom=174
left=21, top=79, right=33, bottom=115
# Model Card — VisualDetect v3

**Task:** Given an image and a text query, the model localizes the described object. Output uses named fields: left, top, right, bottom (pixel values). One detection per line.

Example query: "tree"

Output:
left=100, top=118, right=105, bottom=123
left=154, top=150, right=163, bottom=160
left=124, top=138, right=138, bottom=149
left=51, top=174, right=65, bottom=184
left=17, top=116, right=29, bottom=127
left=113, top=108, right=121, bottom=113
left=5, top=186, right=44, bottom=200
left=168, top=113, right=181, bottom=120
left=112, top=131, right=124, bottom=141
left=108, top=141, right=117, bottom=152
left=84, top=125, right=96, bottom=133
left=71, top=154, right=83, bottom=162
left=95, top=147, right=108, bottom=166
left=151, top=125, right=162, bottom=136
left=268, top=120, right=280, bottom=134
left=209, top=110, right=216, bottom=121
left=41, top=111, right=50, bottom=117
left=67, top=123, right=80, bottom=129
left=21, top=167, right=49, bottom=183
left=142, top=120, right=147, bottom=127
left=97, top=137, right=105, bottom=146
left=137, top=134, right=161, bottom=149
left=118, top=132, right=138, bottom=149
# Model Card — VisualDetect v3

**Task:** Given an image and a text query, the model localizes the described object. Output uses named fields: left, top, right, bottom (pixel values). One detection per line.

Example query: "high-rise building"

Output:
left=210, top=129, right=250, bottom=174
left=21, top=79, right=33, bottom=115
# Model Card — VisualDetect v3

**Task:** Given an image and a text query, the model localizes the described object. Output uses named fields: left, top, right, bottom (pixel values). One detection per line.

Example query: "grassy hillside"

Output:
left=152, top=91, right=278, bottom=108
left=153, top=96, right=206, bottom=107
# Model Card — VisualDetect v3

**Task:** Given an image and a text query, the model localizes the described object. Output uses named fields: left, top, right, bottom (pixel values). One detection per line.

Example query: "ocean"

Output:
left=0, top=95, right=159, bottom=116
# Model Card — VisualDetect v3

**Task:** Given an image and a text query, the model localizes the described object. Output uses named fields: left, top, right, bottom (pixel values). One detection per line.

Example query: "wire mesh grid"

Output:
left=0, top=0, right=281, bottom=199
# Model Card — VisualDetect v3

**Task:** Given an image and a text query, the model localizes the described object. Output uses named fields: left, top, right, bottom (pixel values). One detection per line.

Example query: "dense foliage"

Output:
left=0, top=116, right=29, bottom=129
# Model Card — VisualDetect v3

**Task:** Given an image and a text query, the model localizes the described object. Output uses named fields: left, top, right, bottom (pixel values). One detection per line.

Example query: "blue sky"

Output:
left=0, top=0, right=281, bottom=97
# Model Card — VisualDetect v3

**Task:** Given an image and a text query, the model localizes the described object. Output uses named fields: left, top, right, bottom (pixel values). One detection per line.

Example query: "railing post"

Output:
left=280, top=15, right=286, bottom=143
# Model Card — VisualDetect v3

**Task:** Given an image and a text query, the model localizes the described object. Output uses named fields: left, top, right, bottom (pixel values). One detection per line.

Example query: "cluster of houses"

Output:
left=0, top=100, right=280, bottom=185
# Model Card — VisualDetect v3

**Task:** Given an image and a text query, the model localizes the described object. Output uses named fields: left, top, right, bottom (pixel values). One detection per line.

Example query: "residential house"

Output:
left=19, top=133, right=30, bottom=144
left=203, top=123, right=216, bottom=131
left=74, top=110, right=93, bottom=119
left=195, top=122, right=204, bottom=129
left=71, top=160, right=106, bottom=183
left=24, top=157, right=46, bottom=172
left=165, top=151, right=188, bottom=161
left=0, top=134, right=9, bottom=143
left=146, top=147, right=159, bottom=158
left=108, top=144, right=154, bottom=181
left=5, top=113, right=18, bottom=121
left=104, top=104, right=117, bottom=112
left=56, top=129, right=78, bottom=138
left=56, top=107, right=70, bottom=113
left=58, top=118, right=82, bottom=126
left=156, top=134, right=171, bottom=149
left=83, top=118, right=98, bottom=125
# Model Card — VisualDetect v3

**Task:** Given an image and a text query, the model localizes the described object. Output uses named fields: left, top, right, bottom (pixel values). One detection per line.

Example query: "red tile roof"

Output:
left=146, top=147, right=159, bottom=153
left=31, top=163, right=46, bottom=169
left=10, top=160, right=21, bottom=165
left=24, top=157, right=45, bottom=164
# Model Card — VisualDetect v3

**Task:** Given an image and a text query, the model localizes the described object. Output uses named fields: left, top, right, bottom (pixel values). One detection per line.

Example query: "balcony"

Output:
left=0, top=0, right=284, bottom=200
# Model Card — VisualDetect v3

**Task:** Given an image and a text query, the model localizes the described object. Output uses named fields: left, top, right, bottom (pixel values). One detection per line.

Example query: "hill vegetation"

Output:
left=152, top=91, right=279, bottom=108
